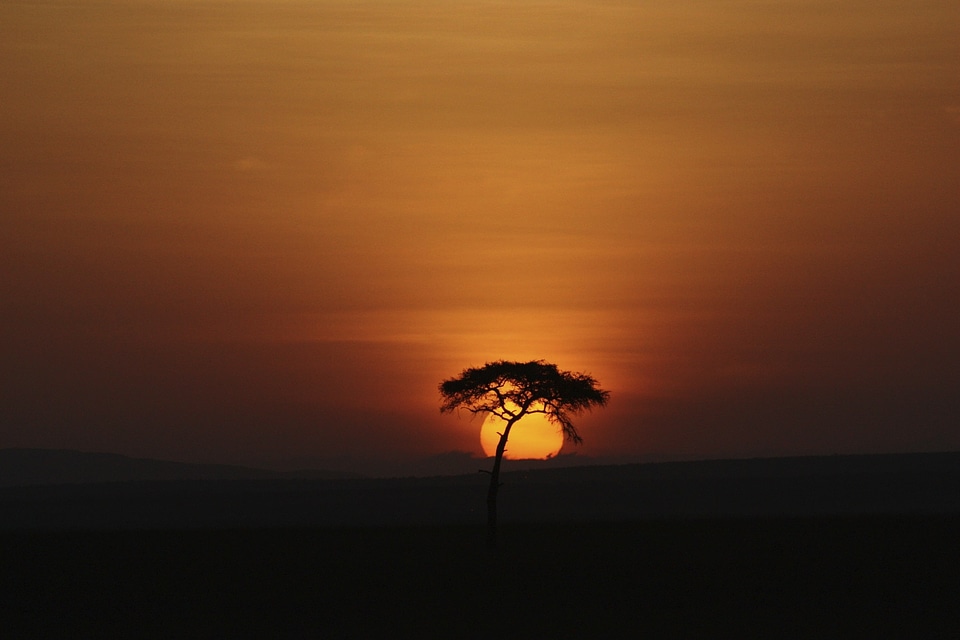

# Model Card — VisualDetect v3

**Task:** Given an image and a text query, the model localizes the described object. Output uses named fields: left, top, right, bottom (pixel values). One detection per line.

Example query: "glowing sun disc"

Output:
left=480, top=412, right=564, bottom=460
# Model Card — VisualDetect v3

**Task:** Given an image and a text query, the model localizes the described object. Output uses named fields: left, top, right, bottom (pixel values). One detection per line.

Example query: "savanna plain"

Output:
left=4, top=513, right=958, bottom=637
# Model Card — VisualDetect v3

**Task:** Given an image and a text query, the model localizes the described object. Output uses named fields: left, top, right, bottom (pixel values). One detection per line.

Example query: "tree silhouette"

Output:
left=439, top=360, right=609, bottom=549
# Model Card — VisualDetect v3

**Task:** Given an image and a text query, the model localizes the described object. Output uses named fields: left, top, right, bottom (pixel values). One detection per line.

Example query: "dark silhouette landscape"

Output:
left=2, top=449, right=958, bottom=636
left=4, top=0, right=959, bottom=636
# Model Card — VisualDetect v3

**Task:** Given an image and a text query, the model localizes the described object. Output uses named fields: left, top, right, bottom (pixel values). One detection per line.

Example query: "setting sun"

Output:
left=480, top=412, right=564, bottom=460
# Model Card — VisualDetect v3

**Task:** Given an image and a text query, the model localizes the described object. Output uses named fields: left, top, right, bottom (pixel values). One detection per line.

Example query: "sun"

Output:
left=480, top=412, right=564, bottom=460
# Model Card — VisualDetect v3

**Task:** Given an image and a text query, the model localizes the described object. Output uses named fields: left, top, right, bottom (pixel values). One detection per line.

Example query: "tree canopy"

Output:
left=439, top=360, right=609, bottom=445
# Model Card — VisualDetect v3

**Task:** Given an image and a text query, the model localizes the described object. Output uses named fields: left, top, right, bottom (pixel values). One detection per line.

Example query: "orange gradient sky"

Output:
left=2, top=1, right=958, bottom=473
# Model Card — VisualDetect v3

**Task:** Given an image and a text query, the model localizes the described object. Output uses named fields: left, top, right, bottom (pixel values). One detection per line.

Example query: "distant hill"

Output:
left=0, top=448, right=353, bottom=487
left=0, top=448, right=609, bottom=487
left=1, top=450, right=958, bottom=530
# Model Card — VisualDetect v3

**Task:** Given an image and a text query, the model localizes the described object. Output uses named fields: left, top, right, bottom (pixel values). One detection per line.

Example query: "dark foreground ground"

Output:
left=3, top=515, right=958, bottom=638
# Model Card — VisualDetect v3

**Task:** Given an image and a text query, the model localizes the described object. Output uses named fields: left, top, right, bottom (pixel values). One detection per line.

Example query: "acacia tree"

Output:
left=439, top=360, right=609, bottom=549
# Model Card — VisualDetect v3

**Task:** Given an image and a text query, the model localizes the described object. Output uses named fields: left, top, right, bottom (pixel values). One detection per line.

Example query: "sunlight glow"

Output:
left=480, top=412, right=564, bottom=460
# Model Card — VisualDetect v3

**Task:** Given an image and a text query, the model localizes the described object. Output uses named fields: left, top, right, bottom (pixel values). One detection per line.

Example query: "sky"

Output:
left=2, top=0, right=958, bottom=474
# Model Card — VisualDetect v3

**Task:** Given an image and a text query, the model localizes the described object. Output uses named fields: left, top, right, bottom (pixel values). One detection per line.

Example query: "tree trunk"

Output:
left=486, top=419, right=516, bottom=550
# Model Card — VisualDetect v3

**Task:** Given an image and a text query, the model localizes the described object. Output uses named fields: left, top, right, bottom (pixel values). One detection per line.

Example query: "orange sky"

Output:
left=2, top=1, right=958, bottom=473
